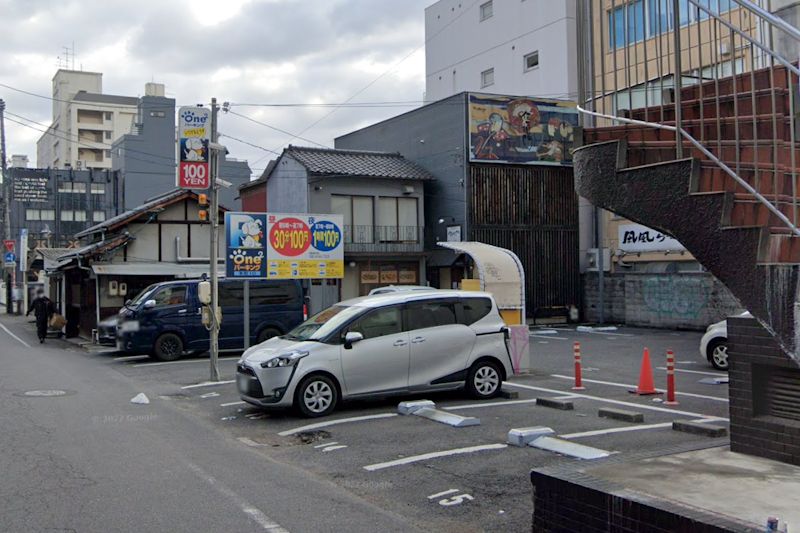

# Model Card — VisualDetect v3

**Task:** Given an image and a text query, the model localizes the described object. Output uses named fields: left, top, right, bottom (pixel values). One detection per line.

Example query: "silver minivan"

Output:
left=236, top=290, right=513, bottom=417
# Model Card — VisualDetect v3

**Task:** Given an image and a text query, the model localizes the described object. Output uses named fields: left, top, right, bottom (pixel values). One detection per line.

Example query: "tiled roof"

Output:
left=285, top=146, right=434, bottom=181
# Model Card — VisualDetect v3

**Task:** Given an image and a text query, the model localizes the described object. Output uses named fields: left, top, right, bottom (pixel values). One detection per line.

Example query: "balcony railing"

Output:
left=343, top=225, right=423, bottom=253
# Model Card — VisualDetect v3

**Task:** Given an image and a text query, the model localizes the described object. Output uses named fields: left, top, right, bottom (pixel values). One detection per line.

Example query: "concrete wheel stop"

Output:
left=397, top=400, right=480, bottom=427
left=507, top=426, right=612, bottom=460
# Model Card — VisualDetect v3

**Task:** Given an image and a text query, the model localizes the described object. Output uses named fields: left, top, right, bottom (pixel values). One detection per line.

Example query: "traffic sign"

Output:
left=3, top=240, right=14, bottom=253
left=4, top=252, right=16, bottom=263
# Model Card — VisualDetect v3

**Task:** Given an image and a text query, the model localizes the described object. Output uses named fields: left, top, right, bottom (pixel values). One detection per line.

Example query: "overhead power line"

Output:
left=225, top=110, right=329, bottom=149
left=0, top=81, right=180, bottom=110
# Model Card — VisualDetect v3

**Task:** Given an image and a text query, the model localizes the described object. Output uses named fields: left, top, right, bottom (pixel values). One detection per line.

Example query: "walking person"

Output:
left=26, top=289, right=54, bottom=343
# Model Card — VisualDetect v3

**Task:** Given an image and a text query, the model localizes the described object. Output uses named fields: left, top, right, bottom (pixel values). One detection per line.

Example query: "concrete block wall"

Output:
left=583, top=272, right=742, bottom=330
left=728, top=317, right=800, bottom=467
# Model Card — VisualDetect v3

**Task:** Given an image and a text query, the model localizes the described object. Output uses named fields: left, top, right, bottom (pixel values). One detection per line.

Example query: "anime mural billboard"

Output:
left=468, top=93, right=578, bottom=165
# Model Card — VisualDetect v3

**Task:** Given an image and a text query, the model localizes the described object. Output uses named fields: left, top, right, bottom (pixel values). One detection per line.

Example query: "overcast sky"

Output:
left=0, top=0, right=432, bottom=177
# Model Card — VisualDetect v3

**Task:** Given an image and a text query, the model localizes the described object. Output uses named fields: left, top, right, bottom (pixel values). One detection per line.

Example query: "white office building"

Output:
left=36, top=70, right=145, bottom=170
left=424, top=0, right=578, bottom=102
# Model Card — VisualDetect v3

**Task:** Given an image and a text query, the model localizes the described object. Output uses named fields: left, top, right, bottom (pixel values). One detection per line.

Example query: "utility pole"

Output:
left=0, top=98, right=12, bottom=315
left=209, top=98, right=221, bottom=381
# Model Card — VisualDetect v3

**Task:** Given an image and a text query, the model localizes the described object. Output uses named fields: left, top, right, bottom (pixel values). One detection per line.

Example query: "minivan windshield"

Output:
left=128, top=284, right=158, bottom=307
left=283, top=305, right=364, bottom=342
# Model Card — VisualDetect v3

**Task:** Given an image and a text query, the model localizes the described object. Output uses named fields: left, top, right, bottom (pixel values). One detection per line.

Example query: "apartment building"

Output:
left=36, top=69, right=139, bottom=170
left=424, top=0, right=578, bottom=102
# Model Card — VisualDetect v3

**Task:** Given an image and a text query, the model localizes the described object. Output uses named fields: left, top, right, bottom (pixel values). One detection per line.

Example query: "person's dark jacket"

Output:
left=27, top=296, right=54, bottom=322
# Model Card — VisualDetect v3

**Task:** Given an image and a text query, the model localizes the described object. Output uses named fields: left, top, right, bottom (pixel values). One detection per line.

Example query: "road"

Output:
left=0, top=315, right=419, bottom=533
left=0, top=315, right=730, bottom=532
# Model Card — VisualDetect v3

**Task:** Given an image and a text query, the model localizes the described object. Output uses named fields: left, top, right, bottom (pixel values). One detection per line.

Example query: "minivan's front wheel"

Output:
left=256, top=327, right=281, bottom=344
left=707, top=339, right=729, bottom=371
left=466, top=360, right=503, bottom=399
left=295, top=374, right=338, bottom=418
left=152, top=333, right=184, bottom=362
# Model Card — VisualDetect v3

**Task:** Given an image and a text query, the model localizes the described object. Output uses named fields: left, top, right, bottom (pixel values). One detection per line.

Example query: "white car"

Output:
left=368, top=285, right=435, bottom=295
left=699, top=312, right=751, bottom=370
left=236, top=290, right=513, bottom=417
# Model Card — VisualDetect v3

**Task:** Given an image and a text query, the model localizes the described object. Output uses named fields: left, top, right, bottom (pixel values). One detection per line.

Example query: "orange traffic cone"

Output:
left=630, top=347, right=661, bottom=395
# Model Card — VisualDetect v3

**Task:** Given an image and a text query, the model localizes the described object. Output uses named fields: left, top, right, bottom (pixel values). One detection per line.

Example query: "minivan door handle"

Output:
left=411, top=336, right=425, bottom=344
left=393, top=339, right=408, bottom=347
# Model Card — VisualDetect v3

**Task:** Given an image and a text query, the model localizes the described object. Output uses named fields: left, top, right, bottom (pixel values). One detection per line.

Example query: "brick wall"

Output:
left=728, top=317, right=800, bottom=466
left=583, top=272, right=741, bottom=329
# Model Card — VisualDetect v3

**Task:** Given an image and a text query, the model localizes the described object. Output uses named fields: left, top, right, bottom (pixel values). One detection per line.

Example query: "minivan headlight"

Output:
left=260, top=350, right=309, bottom=369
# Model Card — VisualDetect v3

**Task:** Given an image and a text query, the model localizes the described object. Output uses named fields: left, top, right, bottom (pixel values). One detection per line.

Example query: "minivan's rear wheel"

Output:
left=256, top=327, right=281, bottom=344
left=153, top=333, right=184, bottom=362
left=707, top=339, right=729, bottom=371
left=466, top=360, right=503, bottom=399
left=295, top=374, right=338, bottom=417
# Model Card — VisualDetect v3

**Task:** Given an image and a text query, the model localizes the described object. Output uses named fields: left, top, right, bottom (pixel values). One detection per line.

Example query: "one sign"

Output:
left=360, top=271, right=379, bottom=284
left=446, top=225, right=462, bottom=242
left=225, top=212, right=267, bottom=278
left=266, top=213, right=344, bottom=279
left=468, top=93, right=578, bottom=165
left=176, top=106, right=211, bottom=189
left=3, top=240, right=14, bottom=253
left=225, top=212, right=344, bottom=280
left=19, top=229, right=28, bottom=272
left=618, top=223, right=685, bottom=253
left=13, top=174, right=49, bottom=202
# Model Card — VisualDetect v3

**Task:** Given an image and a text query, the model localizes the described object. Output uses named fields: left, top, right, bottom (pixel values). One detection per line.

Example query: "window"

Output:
left=378, top=197, right=418, bottom=242
left=58, top=182, right=86, bottom=193
left=104, top=112, right=112, bottom=121
left=608, top=0, right=644, bottom=49
left=104, top=131, right=112, bottom=140
left=347, top=306, right=402, bottom=339
left=26, top=209, right=40, bottom=221
left=151, top=285, right=187, bottom=307
left=406, top=300, right=457, bottom=330
left=459, top=298, right=493, bottom=325
left=481, top=68, right=494, bottom=88
left=104, top=150, right=112, bottom=159
left=250, top=281, right=300, bottom=305
left=74, top=210, right=87, bottom=222
left=479, top=0, right=493, bottom=21
left=524, top=51, right=539, bottom=71
left=40, top=209, right=55, bottom=221
left=91, top=183, right=105, bottom=194
left=331, top=195, right=374, bottom=243
left=60, top=210, right=87, bottom=222
left=93, top=211, right=106, bottom=222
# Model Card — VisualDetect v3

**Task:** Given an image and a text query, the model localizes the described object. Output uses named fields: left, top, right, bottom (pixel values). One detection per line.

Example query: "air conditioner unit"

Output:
left=75, top=159, right=84, bottom=169
left=585, top=248, right=611, bottom=272
left=720, top=41, right=731, bottom=57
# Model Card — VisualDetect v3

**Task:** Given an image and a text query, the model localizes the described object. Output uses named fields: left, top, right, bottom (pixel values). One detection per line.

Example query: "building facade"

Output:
left=36, top=70, right=139, bottom=170
left=260, top=146, right=432, bottom=313
left=424, top=0, right=578, bottom=103
left=336, top=92, right=581, bottom=321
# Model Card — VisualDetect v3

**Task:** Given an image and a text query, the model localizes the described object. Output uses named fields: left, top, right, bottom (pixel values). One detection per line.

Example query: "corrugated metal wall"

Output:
left=469, top=164, right=579, bottom=318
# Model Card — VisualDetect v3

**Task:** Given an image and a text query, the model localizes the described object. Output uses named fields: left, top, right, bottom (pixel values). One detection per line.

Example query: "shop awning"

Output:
left=91, top=262, right=225, bottom=278
left=436, top=241, right=525, bottom=316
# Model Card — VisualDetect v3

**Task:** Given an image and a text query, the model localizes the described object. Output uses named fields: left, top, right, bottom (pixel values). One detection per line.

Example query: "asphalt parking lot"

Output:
left=81, top=326, right=730, bottom=532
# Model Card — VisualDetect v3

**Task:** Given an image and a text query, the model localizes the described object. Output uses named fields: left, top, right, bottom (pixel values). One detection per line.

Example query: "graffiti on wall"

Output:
left=468, top=93, right=578, bottom=165
left=641, top=276, right=711, bottom=318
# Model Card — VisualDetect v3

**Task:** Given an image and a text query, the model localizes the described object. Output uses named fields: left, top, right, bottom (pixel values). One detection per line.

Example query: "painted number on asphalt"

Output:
left=314, top=441, right=348, bottom=452
left=427, top=488, right=474, bottom=507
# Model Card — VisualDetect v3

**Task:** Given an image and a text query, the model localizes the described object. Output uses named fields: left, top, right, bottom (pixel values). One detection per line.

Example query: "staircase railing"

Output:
left=577, top=0, right=800, bottom=235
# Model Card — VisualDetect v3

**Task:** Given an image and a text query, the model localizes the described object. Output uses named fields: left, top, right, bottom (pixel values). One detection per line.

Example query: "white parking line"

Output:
left=656, top=366, right=727, bottom=377
left=573, top=328, right=634, bottom=337
left=278, top=413, right=399, bottom=437
left=185, top=461, right=288, bottom=532
left=221, top=401, right=246, bottom=407
left=132, top=356, right=239, bottom=368
left=503, top=382, right=723, bottom=419
left=530, top=334, right=569, bottom=340
left=549, top=374, right=728, bottom=402
left=560, top=417, right=729, bottom=440
left=113, top=355, right=150, bottom=362
left=0, top=322, right=31, bottom=348
left=363, top=444, right=508, bottom=472
left=182, top=380, right=235, bottom=389
left=444, top=398, right=538, bottom=411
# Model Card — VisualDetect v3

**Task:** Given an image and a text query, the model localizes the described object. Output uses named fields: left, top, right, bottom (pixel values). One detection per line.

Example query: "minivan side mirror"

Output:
left=343, top=331, right=364, bottom=349
left=143, top=299, right=156, bottom=310
left=125, top=299, right=132, bottom=306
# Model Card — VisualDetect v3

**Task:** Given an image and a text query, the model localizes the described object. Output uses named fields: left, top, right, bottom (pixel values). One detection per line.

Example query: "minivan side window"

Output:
left=459, top=297, right=493, bottom=325
left=406, top=300, right=458, bottom=331
left=347, top=306, right=402, bottom=340
left=250, top=281, right=299, bottom=305
left=151, top=286, right=187, bottom=307
left=219, top=281, right=244, bottom=307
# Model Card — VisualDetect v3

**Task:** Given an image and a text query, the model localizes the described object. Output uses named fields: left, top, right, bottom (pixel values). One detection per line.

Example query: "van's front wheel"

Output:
left=152, top=333, right=184, bottom=361
left=256, top=327, right=281, bottom=345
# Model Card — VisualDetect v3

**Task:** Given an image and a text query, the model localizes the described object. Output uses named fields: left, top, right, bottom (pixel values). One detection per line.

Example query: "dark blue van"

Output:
left=116, top=278, right=305, bottom=361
